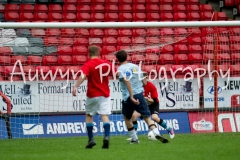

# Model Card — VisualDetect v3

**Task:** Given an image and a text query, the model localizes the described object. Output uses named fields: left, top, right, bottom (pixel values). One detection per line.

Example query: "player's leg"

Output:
left=122, top=100, right=139, bottom=144
left=135, top=93, right=168, bottom=143
left=150, top=104, right=175, bottom=139
left=98, top=97, right=111, bottom=149
left=85, top=97, right=98, bottom=148
left=132, top=111, right=141, bottom=131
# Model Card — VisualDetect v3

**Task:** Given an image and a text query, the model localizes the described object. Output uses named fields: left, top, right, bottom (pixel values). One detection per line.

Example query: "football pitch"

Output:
left=1, top=133, right=240, bottom=160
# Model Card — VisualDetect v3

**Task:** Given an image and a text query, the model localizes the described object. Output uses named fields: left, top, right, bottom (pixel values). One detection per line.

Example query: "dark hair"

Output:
left=88, top=45, right=99, bottom=57
left=115, top=50, right=127, bottom=63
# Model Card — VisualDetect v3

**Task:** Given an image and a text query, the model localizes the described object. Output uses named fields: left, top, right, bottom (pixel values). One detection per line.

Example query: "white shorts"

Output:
left=85, top=96, right=111, bottom=116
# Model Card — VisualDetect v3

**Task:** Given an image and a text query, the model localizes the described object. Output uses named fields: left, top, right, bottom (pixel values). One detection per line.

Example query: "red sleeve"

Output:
left=81, top=63, right=90, bottom=76
left=149, top=82, right=158, bottom=99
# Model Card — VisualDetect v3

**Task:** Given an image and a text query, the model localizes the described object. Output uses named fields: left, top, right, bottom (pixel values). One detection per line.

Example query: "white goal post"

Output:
left=0, top=21, right=240, bottom=28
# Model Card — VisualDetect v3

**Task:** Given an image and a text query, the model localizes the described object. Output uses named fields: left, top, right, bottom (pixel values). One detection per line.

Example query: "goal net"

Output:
left=0, top=21, right=239, bottom=139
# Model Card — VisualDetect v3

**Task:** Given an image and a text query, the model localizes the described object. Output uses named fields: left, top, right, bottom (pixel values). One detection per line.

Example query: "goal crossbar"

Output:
left=1, top=21, right=240, bottom=28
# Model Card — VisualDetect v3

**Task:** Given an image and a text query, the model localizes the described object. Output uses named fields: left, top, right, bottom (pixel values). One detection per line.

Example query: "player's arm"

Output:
left=123, top=78, right=140, bottom=105
left=72, top=74, right=86, bottom=96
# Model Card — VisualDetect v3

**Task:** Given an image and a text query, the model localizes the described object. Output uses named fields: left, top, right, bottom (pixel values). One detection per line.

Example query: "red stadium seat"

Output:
left=174, top=28, right=188, bottom=35
left=72, top=55, right=88, bottom=65
left=157, top=64, right=172, bottom=77
left=218, top=53, right=230, bottom=62
left=203, top=44, right=214, bottom=53
left=67, top=65, right=82, bottom=77
left=231, top=53, right=240, bottom=63
left=91, top=13, right=105, bottom=22
left=49, top=4, right=62, bottom=12
left=200, top=4, right=213, bottom=12
left=160, top=54, right=174, bottom=64
left=174, top=44, right=189, bottom=54
left=147, top=13, right=160, bottom=21
left=75, top=29, right=89, bottom=37
left=20, top=4, right=34, bottom=12
left=31, top=29, right=45, bottom=37
left=202, top=36, right=213, bottom=44
left=119, top=13, right=133, bottom=21
left=218, top=44, right=230, bottom=53
left=174, top=54, right=189, bottom=64
left=89, top=38, right=103, bottom=45
left=34, top=12, right=48, bottom=21
left=160, top=4, right=173, bottom=13
left=171, top=65, right=185, bottom=73
left=5, top=4, right=19, bottom=12
left=229, top=35, right=240, bottom=44
left=0, top=56, right=11, bottom=65
left=3, top=66, right=20, bottom=76
left=105, top=13, right=119, bottom=22
left=77, top=5, right=91, bottom=12
left=131, top=55, right=145, bottom=63
left=174, top=36, right=188, bottom=44
left=132, top=37, right=146, bottom=45
left=20, top=13, right=34, bottom=21
left=0, top=4, right=4, bottom=12
left=145, top=54, right=159, bottom=64
left=46, top=29, right=61, bottom=37
left=35, top=4, right=48, bottom=12
left=188, top=12, right=201, bottom=21
left=184, top=64, right=199, bottom=73
left=77, top=13, right=91, bottom=21
left=73, top=37, right=89, bottom=45
left=58, top=55, right=73, bottom=65
left=77, top=0, right=91, bottom=4
left=133, top=13, right=147, bottom=21
left=161, top=45, right=174, bottom=54
left=61, top=28, right=76, bottom=38
left=49, top=13, right=62, bottom=21
left=146, top=37, right=160, bottom=45
left=0, top=47, right=13, bottom=55
left=186, top=0, right=199, bottom=4
left=174, top=12, right=187, bottom=21
left=230, top=64, right=240, bottom=75
left=117, top=46, right=132, bottom=52
left=63, top=13, right=77, bottom=21
left=5, top=12, right=19, bottom=21
left=106, top=0, right=119, bottom=4
left=231, top=44, right=240, bottom=53
left=90, top=29, right=104, bottom=37
left=132, top=28, right=146, bottom=37
left=188, top=53, right=202, bottom=63
left=118, top=28, right=132, bottom=37
left=201, top=12, right=213, bottom=21
left=59, top=38, right=74, bottom=45
left=142, top=65, right=156, bottom=73
left=117, top=37, right=132, bottom=45
left=103, top=37, right=117, bottom=45
left=91, top=4, right=105, bottom=13
left=119, top=4, right=132, bottom=12
left=188, top=28, right=201, bottom=36
left=105, top=4, right=119, bottom=12
left=161, top=28, right=174, bottom=36
left=187, top=4, right=199, bottom=12
left=36, top=66, right=51, bottom=74
left=217, top=12, right=228, bottom=20
left=73, top=46, right=88, bottom=55
left=146, top=4, right=159, bottom=13
left=217, top=36, right=229, bottom=44
left=160, top=13, right=173, bottom=21
left=104, top=29, right=118, bottom=37
left=189, top=45, right=202, bottom=53
left=173, top=0, right=186, bottom=4
left=217, top=64, right=230, bottom=73
left=11, top=56, right=27, bottom=65
left=147, top=28, right=160, bottom=36
left=203, top=53, right=214, bottom=63
left=42, top=56, right=58, bottom=66
left=229, top=27, right=240, bottom=35
left=119, top=0, right=133, bottom=4
left=133, top=4, right=146, bottom=12
left=102, top=54, right=116, bottom=62
left=58, top=45, right=73, bottom=55
left=63, top=4, right=77, bottom=12
left=23, top=66, right=36, bottom=76
left=102, top=46, right=117, bottom=54
left=173, top=5, right=186, bottom=13
left=27, top=56, right=42, bottom=65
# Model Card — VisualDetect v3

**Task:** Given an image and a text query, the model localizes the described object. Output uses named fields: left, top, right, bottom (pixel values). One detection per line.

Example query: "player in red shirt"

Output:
left=72, top=45, right=112, bottom=149
left=131, top=73, right=175, bottom=139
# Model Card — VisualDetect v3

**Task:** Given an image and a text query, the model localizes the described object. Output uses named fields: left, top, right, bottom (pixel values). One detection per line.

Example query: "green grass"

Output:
left=1, top=133, right=240, bottom=160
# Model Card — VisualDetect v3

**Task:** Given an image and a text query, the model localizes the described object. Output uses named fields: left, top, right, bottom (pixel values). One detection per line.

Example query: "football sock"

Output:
left=86, top=123, right=94, bottom=141
left=103, top=122, right=110, bottom=137
left=132, top=121, right=138, bottom=131
left=128, top=127, right=138, bottom=141
left=152, top=127, right=160, bottom=135
left=159, top=119, right=170, bottom=130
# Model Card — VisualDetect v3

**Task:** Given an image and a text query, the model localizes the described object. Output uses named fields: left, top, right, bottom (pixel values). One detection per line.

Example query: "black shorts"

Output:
left=122, top=92, right=151, bottom=120
left=148, top=102, right=160, bottom=115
